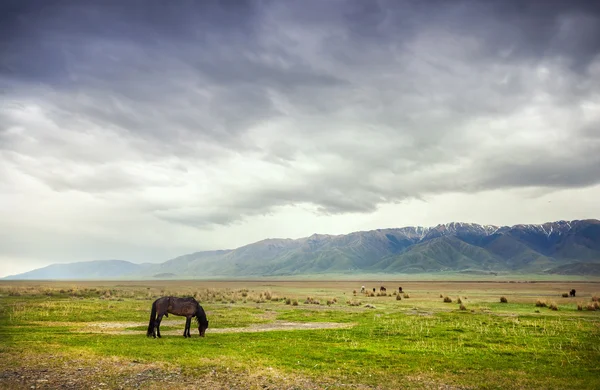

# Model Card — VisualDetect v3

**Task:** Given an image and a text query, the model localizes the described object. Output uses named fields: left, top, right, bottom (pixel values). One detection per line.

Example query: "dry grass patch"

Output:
left=535, top=299, right=547, bottom=308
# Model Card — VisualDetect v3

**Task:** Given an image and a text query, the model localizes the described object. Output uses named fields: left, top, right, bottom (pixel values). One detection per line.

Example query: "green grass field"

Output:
left=1, top=280, right=599, bottom=389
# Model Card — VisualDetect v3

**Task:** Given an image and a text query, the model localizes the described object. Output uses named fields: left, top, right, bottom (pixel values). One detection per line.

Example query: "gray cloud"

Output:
left=1, top=0, right=600, bottom=233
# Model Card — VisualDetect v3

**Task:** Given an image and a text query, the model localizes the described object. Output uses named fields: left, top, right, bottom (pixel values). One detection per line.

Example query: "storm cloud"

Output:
left=1, top=0, right=599, bottom=272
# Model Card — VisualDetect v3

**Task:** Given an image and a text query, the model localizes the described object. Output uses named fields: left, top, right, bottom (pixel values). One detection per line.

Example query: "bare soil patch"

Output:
left=0, top=352, right=372, bottom=390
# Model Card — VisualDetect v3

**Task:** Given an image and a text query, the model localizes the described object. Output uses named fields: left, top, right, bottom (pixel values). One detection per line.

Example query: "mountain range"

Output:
left=5, top=219, right=600, bottom=280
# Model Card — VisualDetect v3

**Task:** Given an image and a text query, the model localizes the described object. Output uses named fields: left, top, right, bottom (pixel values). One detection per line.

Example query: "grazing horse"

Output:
left=372, top=288, right=376, bottom=293
left=147, top=296, right=209, bottom=338
left=380, top=286, right=386, bottom=293
left=570, top=289, right=576, bottom=297
left=398, top=286, right=403, bottom=293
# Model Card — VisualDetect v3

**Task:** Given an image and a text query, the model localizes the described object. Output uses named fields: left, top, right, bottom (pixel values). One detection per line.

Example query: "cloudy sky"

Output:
left=1, top=0, right=599, bottom=277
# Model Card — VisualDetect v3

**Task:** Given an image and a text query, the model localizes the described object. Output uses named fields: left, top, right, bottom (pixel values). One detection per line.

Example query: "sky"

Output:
left=1, top=0, right=600, bottom=277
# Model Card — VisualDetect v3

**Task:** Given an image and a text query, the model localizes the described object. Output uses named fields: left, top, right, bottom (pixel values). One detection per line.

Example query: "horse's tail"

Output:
left=147, top=300, right=157, bottom=337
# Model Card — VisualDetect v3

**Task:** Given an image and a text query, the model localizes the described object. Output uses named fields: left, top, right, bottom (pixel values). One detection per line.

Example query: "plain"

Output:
left=1, top=279, right=599, bottom=389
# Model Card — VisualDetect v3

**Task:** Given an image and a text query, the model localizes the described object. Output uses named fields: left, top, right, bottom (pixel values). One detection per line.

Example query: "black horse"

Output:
left=147, top=296, right=209, bottom=338
left=570, top=289, right=576, bottom=297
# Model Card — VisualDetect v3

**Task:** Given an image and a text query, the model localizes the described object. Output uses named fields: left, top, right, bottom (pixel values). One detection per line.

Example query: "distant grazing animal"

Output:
left=380, top=286, right=386, bottom=292
left=398, top=287, right=403, bottom=293
left=360, top=286, right=365, bottom=293
left=147, top=296, right=209, bottom=338
left=373, top=288, right=376, bottom=293
left=570, top=289, right=576, bottom=297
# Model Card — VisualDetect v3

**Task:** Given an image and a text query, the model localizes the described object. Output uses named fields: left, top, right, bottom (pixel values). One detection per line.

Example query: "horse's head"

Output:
left=198, top=318, right=209, bottom=337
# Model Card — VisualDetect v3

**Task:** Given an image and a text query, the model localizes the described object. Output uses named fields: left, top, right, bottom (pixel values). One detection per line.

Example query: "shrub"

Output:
left=535, top=300, right=547, bottom=308
left=562, top=293, right=569, bottom=298
left=459, top=304, right=467, bottom=311
left=592, top=295, right=599, bottom=302
left=396, top=294, right=402, bottom=301
left=403, top=293, right=410, bottom=299
left=348, top=300, right=361, bottom=306
left=548, top=302, right=558, bottom=311
left=264, top=291, right=272, bottom=300
left=594, top=302, right=600, bottom=310
left=327, top=300, right=334, bottom=306
left=292, top=300, right=298, bottom=306
left=443, top=296, right=452, bottom=303
left=586, top=304, right=596, bottom=311
left=500, top=296, right=508, bottom=303
left=440, top=294, right=444, bottom=298
left=457, top=298, right=462, bottom=304
left=577, top=303, right=583, bottom=311
left=285, top=298, right=291, bottom=305
left=353, top=289, right=357, bottom=295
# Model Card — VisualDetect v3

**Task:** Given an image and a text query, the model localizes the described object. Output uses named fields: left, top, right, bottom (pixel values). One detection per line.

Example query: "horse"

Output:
left=570, top=289, right=576, bottom=297
left=398, top=286, right=403, bottom=293
left=360, top=286, right=365, bottom=293
left=380, top=286, right=386, bottom=292
left=147, top=296, right=209, bottom=338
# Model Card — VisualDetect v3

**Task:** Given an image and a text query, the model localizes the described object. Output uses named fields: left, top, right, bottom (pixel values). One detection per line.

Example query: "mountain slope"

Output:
left=4, top=219, right=600, bottom=279
left=545, top=262, right=600, bottom=276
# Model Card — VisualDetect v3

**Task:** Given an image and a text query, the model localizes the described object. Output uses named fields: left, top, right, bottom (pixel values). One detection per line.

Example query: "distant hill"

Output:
left=4, top=219, right=600, bottom=280
left=4, top=260, right=151, bottom=280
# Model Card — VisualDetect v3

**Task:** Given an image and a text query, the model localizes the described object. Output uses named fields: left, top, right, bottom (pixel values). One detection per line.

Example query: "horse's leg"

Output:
left=184, top=317, right=191, bottom=338
left=156, top=313, right=165, bottom=338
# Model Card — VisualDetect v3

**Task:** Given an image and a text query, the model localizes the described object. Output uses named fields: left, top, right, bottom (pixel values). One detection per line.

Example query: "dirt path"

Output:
left=35, top=320, right=356, bottom=335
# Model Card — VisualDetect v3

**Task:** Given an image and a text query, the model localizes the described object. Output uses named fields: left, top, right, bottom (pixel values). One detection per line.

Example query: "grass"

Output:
left=1, top=280, right=600, bottom=389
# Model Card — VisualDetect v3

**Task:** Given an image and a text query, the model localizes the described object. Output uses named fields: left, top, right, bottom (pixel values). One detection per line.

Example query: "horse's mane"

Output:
left=194, top=304, right=208, bottom=327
